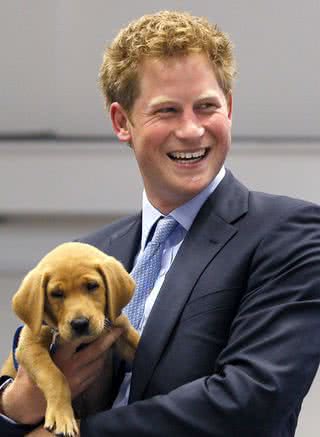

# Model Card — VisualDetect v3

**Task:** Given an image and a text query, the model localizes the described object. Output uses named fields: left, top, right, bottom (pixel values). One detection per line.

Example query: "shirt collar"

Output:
left=141, top=166, right=225, bottom=249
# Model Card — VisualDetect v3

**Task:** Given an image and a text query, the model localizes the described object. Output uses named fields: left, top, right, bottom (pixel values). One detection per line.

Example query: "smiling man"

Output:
left=110, top=52, right=232, bottom=213
left=1, top=10, right=320, bottom=437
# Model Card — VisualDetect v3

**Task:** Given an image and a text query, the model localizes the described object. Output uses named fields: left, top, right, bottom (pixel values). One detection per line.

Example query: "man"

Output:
left=1, top=10, right=320, bottom=437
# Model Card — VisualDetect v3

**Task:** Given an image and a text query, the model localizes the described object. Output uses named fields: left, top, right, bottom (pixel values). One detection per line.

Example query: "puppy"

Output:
left=1, top=242, right=139, bottom=437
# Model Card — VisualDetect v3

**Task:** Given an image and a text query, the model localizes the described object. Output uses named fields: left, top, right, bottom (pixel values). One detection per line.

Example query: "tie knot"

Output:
left=151, top=216, right=178, bottom=246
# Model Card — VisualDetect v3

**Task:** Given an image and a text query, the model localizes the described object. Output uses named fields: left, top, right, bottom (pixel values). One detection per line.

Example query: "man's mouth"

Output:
left=167, top=147, right=209, bottom=163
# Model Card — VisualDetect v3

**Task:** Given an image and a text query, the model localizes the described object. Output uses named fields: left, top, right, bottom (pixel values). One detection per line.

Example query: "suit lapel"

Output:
left=129, top=170, right=249, bottom=402
left=107, top=214, right=142, bottom=272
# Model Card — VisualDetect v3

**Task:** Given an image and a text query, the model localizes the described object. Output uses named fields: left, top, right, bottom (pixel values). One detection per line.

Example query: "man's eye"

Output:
left=157, top=107, right=176, bottom=114
left=197, top=103, right=217, bottom=111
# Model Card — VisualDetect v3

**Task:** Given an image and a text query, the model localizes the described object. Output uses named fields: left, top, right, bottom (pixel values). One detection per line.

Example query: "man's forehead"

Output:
left=132, top=53, right=227, bottom=110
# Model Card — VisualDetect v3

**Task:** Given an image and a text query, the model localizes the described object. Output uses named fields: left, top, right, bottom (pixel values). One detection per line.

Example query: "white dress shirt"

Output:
left=113, top=166, right=225, bottom=407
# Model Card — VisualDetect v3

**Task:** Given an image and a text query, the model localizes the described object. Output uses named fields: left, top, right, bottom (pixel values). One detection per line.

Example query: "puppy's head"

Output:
left=12, top=242, right=135, bottom=343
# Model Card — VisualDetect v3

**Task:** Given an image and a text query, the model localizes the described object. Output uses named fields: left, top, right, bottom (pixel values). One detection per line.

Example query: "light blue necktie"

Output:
left=124, top=215, right=178, bottom=330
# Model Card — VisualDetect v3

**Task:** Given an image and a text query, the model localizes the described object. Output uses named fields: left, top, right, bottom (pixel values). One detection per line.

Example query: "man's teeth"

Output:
left=169, top=149, right=207, bottom=160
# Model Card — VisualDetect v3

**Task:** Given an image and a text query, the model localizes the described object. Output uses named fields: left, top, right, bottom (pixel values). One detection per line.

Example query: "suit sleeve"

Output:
left=79, top=203, right=320, bottom=436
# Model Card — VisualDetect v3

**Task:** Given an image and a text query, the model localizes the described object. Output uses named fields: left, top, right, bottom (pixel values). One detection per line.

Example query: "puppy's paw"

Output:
left=44, top=404, right=78, bottom=437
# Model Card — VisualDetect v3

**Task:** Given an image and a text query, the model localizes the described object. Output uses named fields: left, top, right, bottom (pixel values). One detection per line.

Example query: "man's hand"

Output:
left=26, top=425, right=63, bottom=436
left=1, top=328, right=122, bottom=425
left=54, top=327, right=123, bottom=399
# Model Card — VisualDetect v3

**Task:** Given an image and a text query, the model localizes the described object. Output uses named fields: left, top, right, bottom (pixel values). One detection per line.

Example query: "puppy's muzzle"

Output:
left=70, top=317, right=90, bottom=336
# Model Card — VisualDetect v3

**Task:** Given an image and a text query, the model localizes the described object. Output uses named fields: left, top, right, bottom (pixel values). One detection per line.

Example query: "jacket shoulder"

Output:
left=248, top=189, right=320, bottom=218
left=76, top=213, right=141, bottom=252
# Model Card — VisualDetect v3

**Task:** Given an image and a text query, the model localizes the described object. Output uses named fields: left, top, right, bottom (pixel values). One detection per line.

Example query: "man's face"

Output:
left=111, top=53, right=232, bottom=213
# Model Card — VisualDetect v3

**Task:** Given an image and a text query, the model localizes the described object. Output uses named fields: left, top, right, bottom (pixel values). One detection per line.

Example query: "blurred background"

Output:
left=1, top=1, right=319, bottom=434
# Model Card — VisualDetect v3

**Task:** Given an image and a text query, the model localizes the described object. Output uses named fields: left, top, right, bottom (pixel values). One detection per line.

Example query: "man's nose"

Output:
left=175, top=114, right=205, bottom=141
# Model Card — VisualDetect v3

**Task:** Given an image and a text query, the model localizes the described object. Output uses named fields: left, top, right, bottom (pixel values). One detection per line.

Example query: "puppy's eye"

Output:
left=51, top=290, right=64, bottom=299
left=86, top=281, right=99, bottom=292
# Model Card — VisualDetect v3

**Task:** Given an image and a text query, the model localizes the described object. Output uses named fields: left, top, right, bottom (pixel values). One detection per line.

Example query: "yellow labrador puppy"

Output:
left=1, top=242, right=139, bottom=437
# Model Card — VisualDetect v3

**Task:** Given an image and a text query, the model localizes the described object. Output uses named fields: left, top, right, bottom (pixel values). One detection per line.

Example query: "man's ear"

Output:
left=110, top=102, right=132, bottom=143
left=227, top=91, right=233, bottom=123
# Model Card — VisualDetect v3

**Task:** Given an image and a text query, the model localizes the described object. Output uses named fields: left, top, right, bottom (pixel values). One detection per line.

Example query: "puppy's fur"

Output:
left=1, top=242, right=139, bottom=437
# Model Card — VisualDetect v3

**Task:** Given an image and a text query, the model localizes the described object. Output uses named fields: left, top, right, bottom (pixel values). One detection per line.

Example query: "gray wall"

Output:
left=1, top=1, right=319, bottom=435
left=1, top=0, right=320, bottom=138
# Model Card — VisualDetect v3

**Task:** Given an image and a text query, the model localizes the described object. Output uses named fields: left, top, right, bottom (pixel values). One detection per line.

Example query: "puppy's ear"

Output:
left=97, top=257, right=135, bottom=323
left=12, top=268, right=48, bottom=336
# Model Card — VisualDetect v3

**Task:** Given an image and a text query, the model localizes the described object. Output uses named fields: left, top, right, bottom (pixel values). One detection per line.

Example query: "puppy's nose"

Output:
left=70, top=317, right=89, bottom=335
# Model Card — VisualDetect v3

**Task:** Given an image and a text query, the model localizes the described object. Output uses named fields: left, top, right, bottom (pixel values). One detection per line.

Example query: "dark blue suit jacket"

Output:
left=2, top=170, right=320, bottom=436
left=79, top=171, right=320, bottom=436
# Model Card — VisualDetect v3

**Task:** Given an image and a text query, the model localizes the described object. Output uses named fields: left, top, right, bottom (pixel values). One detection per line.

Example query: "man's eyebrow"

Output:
left=148, top=96, right=175, bottom=108
left=197, top=91, right=220, bottom=100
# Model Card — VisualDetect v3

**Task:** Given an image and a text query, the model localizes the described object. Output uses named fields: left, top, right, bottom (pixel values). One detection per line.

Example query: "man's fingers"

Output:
left=52, top=327, right=123, bottom=399
left=53, top=341, right=78, bottom=361
left=54, top=327, right=122, bottom=365
left=75, top=327, right=123, bottom=368
left=68, top=329, right=123, bottom=397
left=77, top=371, right=102, bottom=395
left=74, top=355, right=106, bottom=387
